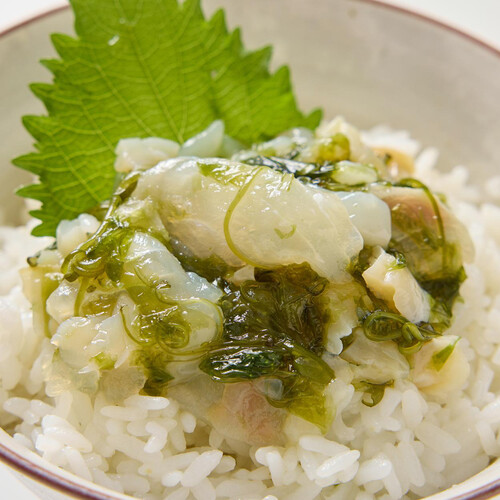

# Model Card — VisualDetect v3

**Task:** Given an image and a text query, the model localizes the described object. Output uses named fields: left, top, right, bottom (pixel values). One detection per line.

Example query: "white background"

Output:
left=1, top=0, right=499, bottom=499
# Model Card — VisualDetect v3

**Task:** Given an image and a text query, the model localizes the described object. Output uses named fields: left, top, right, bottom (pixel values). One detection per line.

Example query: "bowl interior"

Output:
left=204, top=0, right=500, bottom=180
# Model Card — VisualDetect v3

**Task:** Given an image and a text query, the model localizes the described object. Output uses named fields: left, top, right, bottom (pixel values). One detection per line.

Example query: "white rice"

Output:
left=1, top=128, right=500, bottom=500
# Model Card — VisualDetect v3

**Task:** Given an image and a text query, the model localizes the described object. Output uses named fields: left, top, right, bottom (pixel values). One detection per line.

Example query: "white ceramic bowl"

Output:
left=0, top=1, right=499, bottom=499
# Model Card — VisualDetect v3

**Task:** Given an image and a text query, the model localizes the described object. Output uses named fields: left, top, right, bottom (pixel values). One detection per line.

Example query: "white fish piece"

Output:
left=56, top=214, right=100, bottom=258
left=362, top=247, right=431, bottom=323
left=207, top=381, right=287, bottom=446
left=226, top=265, right=255, bottom=286
left=114, top=137, right=180, bottom=173
left=86, top=313, right=135, bottom=368
left=315, top=117, right=386, bottom=172
left=51, top=317, right=100, bottom=369
left=323, top=280, right=364, bottom=355
left=371, top=185, right=475, bottom=272
left=19, top=264, right=61, bottom=340
left=124, top=232, right=223, bottom=352
left=46, top=280, right=79, bottom=325
left=178, top=120, right=225, bottom=158
left=124, top=232, right=222, bottom=304
left=341, top=329, right=409, bottom=384
left=134, top=158, right=363, bottom=281
left=232, top=127, right=312, bottom=162
left=134, top=157, right=243, bottom=267
left=50, top=228, right=224, bottom=376
left=252, top=135, right=294, bottom=157
left=330, top=162, right=379, bottom=186
left=412, top=336, right=470, bottom=397
left=226, top=167, right=363, bottom=281
left=336, top=191, right=391, bottom=248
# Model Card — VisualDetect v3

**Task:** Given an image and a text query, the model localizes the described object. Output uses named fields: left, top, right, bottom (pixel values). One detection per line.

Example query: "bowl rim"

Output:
left=358, top=0, right=500, bottom=57
left=0, top=2, right=500, bottom=500
left=0, top=429, right=129, bottom=500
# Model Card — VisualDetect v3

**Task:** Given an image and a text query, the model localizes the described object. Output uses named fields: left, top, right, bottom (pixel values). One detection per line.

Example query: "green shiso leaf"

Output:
left=14, top=0, right=321, bottom=236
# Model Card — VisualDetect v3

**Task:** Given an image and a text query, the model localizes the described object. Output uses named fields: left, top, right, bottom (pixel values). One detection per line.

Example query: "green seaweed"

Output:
left=389, top=179, right=466, bottom=312
left=169, top=237, right=235, bottom=283
left=353, top=379, right=394, bottom=407
left=200, top=263, right=335, bottom=430
left=362, top=310, right=441, bottom=355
